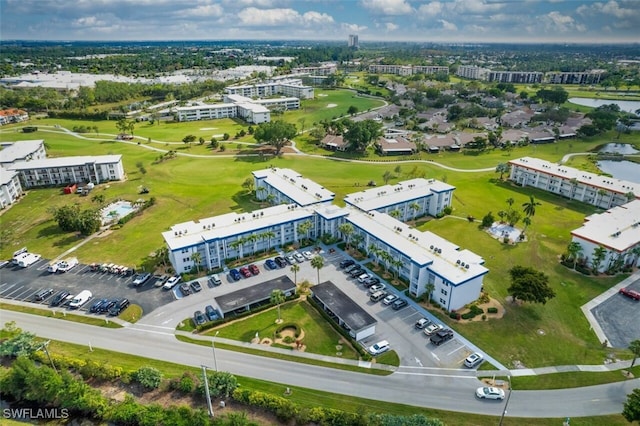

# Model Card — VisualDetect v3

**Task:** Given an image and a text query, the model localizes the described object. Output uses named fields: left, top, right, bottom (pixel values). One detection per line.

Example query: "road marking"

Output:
left=447, top=344, right=465, bottom=356
left=161, top=318, right=175, bottom=325
left=127, top=327, right=173, bottom=336
left=414, top=357, right=423, bottom=367
left=432, top=353, right=440, bottom=361
left=133, top=323, right=174, bottom=330
left=394, top=371, right=476, bottom=379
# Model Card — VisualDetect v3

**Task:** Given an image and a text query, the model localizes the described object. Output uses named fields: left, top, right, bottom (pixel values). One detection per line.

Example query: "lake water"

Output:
left=568, top=97, right=640, bottom=113
left=599, top=143, right=640, bottom=154
left=596, top=160, right=640, bottom=184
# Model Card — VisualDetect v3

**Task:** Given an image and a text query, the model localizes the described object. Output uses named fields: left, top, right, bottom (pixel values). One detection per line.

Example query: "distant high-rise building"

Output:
left=348, top=34, right=359, bottom=49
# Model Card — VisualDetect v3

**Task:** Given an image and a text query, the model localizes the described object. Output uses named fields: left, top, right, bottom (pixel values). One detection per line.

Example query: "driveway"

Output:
left=590, top=276, right=640, bottom=348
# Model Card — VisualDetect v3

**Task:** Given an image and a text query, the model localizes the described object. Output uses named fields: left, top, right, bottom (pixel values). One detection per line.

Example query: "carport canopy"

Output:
left=215, top=275, right=296, bottom=317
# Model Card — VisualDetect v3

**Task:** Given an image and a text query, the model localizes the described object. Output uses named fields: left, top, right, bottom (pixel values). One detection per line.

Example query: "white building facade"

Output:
left=509, top=157, right=639, bottom=209
left=570, top=200, right=640, bottom=272
left=0, top=170, right=23, bottom=208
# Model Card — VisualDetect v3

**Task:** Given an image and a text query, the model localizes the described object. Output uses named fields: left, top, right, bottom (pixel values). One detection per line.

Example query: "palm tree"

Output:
left=229, top=238, right=244, bottom=258
left=409, top=202, right=420, bottom=221
left=382, top=170, right=394, bottom=185
left=338, top=223, right=354, bottom=250
left=270, top=289, right=286, bottom=323
left=629, top=340, right=640, bottom=368
left=506, top=198, right=515, bottom=212
left=424, top=283, right=435, bottom=306
left=379, top=251, right=392, bottom=274
left=310, top=255, right=324, bottom=285
left=368, top=244, right=380, bottom=268
left=156, top=246, right=169, bottom=267
left=191, top=252, right=202, bottom=274
left=351, top=234, right=364, bottom=251
left=566, top=242, right=583, bottom=269
left=256, top=186, right=266, bottom=201
left=495, top=163, right=510, bottom=180
left=262, top=231, right=275, bottom=254
left=521, top=216, right=532, bottom=234
left=265, top=193, right=276, bottom=205
left=297, top=220, right=313, bottom=246
left=389, top=209, right=401, bottom=219
left=290, top=264, right=300, bottom=284
left=391, top=258, right=403, bottom=279
left=592, top=246, right=607, bottom=273
left=522, top=195, right=541, bottom=218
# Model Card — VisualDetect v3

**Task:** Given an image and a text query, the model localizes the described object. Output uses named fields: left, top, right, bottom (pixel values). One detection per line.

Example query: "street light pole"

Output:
left=498, top=375, right=512, bottom=426
left=40, top=340, right=58, bottom=374
left=212, top=331, right=219, bottom=372
left=200, top=365, right=214, bottom=417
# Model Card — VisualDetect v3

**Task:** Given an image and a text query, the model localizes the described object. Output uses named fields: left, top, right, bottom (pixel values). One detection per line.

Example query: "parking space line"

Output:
left=4, top=285, right=25, bottom=298
left=447, top=343, right=465, bottom=356
left=0, top=283, right=18, bottom=295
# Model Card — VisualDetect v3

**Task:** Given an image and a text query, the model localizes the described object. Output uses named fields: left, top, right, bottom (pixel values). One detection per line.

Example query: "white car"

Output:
left=415, top=318, right=430, bottom=329
left=163, top=275, right=181, bottom=290
left=302, top=251, right=314, bottom=260
left=294, top=253, right=305, bottom=263
left=382, top=294, right=398, bottom=305
left=367, top=340, right=390, bottom=356
left=423, top=323, right=443, bottom=336
left=464, top=352, right=484, bottom=368
left=476, top=386, right=505, bottom=400
left=368, top=283, right=386, bottom=294
left=357, top=273, right=370, bottom=283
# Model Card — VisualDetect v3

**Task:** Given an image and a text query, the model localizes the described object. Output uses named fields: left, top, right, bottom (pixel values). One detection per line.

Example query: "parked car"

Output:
left=344, top=264, right=358, bottom=273
left=363, top=277, right=380, bottom=287
left=368, top=283, right=386, bottom=294
left=239, top=266, right=252, bottom=278
left=208, top=274, right=222, bottom=286
left=357, top=273, right=370, bottom=284
left=229, top=269, right=241, bottom=281
left=382, top=294, right=398, bottom=305
left=302, top=251, right=314, bottom=260
left=370, top=290, right=388, bottom=302
left=248, top=264, right=260, bottom=275
left=205, top=305, right=220, bottom=322
left=392, top=299, right=408, bottom=310
left=423, top=323, right=443, bottom=336
left=475, top=386, right=505, bottom=400
left=193, top=310, right=207, bottom=326
left=99, top=299, right=118, bottom=313
left=619, top=287, right=640, bottom=301
left=154, top=274, right=170, bottom=287
left=50, top=291, right=71, bottom=307
left=367, top=340, right=390, bottom=356
left=430, top=329, right=454, bottom=346
left=179, top=283, right=191, bottom=296
left=108, top=298, right=130, bottom=316
left=163, top=275, right=181, bottom=290
left=464, top=352, right=484, bottom=368
left=285, top=255, right=296, bottom=265
left=265, top=259, right=277, bottom=270
left=274, top=257, right=287, bottom=268
left=294, top=253, right=305, bottom=263
left=349, top=268, right=364, bottom=278
left=33, top=288, right=54, bottom=302
left=132, top=272, right=152, bottom=287
left=89, top=298, right=109, bottom=313
left=339, top=259, right=355, bottom=269
left=190, top=281, right=203, bottom=293
left=415, top=318, right=430, bottom=329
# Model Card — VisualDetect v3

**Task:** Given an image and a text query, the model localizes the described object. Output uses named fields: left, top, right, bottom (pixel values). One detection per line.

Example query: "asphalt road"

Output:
left=2, top=310, right=637, bottom=418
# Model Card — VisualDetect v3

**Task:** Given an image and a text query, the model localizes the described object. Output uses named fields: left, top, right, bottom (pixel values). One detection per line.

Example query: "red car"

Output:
left=619, top=287, right=640, bottom=301
left=239, top=266, right=252, bottom=278
left=248, top=264, right=260, bottom=275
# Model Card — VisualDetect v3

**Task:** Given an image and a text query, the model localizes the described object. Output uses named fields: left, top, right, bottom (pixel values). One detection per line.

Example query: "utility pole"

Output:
left=212, top=331, right=219, bottom=371
left=40, top=340, right=58, bottom=374
left=200, top=365, right=214, bottom=417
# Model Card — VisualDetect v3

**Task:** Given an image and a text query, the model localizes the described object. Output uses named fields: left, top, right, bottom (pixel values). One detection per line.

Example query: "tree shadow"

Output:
left=230, top=191, right=261, bottom=212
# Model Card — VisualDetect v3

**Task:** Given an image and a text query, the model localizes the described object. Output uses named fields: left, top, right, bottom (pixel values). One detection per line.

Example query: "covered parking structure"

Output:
left=311, top=281, right=377, bottom=341
left=214, top=275, right=296, bottom=318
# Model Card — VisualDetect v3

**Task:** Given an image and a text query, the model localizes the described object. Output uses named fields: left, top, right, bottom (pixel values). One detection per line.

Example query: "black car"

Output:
left=274, top=256, right=287, bottom=268
left=190, top=281, right=203, bottom=293
left=34, top=288, right=54, bottom=301
left=89, top=298, right=109, bottom=313
left=179, top=283, right=191, bottom=296
left=108, top=298, right=130, bottom=316
left=99, top=299, right=118, bottom=313
left=430, top=329, right=454, bottom=346
left=193, top=310, right=207, bottom=326
left=205, top=305, right=220, bottom=322
left=349, top=268, right=364, bottom=278
left=363, top=277, right=380, bottom=287
left=50, top=290, right=70, bottom=307
left=339, top=259, right=355, bottom=269
left=392, top=298, right=408, bottom=310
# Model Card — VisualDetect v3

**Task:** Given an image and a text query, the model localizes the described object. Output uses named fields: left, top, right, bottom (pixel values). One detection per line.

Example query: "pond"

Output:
left=598, top=143, right=640, bottom=155
left=596, top=160, right=640, bottom=184
left=568, top=97, right=640, bottom=113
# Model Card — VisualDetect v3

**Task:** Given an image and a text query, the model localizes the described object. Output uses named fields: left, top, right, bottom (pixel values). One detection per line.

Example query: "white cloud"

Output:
left=544, top=11, right=586, bottom=33
left=237, top=7, right=333, bottom=27
left=385, top=22, right=399, bottom=31
left=438, top=19, right=457, bottom=31
left=451, top=0, right=504, bottom=14
left=577, top=0, right=637, bottom=19
left=417, top=2, right=443, bottom=17
left=301, top=11, right=334, bottom=25
left=73, top=16, right=106, bottom=27
left=361, top=0, right=413, bottom=15
left=341, top=22, right=368, bottom=33
left=176, top=4, right=223, bottom=18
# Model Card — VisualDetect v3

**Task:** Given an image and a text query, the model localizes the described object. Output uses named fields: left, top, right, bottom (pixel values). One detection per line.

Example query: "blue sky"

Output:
left=1, top=0, right=638, bottom=43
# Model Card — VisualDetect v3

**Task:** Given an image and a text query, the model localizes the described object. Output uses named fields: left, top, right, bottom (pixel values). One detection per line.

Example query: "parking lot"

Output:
left=1, top=250, right=478, bottom=369
left=591, top=277, right=640, bottom=348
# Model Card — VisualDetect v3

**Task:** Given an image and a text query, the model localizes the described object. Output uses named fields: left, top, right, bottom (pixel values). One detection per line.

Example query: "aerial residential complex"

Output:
left=571, top=200, right=640, bottom=273
left=456, top=65, right=605, bottom=85
left=508, top=157, right=639, bottom=209
left=0, top=140, right=125, bottom=207
left=224, top=78, right=314, bottom=100
left=163, top=168, right=487, bottom=312
left=368, top=64, right=449, bottom=76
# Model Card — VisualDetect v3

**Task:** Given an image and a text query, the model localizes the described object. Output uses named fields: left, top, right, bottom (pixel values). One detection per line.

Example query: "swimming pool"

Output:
left=101, top=201, right=137, bottom=225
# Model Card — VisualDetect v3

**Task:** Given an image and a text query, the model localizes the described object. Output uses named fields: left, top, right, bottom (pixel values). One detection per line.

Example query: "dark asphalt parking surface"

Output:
left=591, top=278, right=640, bottom=348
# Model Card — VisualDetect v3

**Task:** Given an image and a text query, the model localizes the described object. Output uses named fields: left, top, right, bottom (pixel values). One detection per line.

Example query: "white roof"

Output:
left=571, top=200, right=640, bottom=252
left=175, top=103, right=237, bottom=112
left=509, top=157, right=640, bottom=196
left=0, top=140, right=44, bottom=164
left=9, top=155, right=122, bottom=170
left=344, top=178, right=455, bottom=212
left=236, top=102, right=270, bottom=113
left=163, top=204, right=314, bottom=251
left=253, top=168, right=335, bottom=206
left=346, top=209, right=487, bottom=283
left=0, top=166, right=18, bottom=186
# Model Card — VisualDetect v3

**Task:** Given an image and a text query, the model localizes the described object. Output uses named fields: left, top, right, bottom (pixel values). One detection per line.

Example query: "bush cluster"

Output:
left=487, top=307, right=499, bottom=314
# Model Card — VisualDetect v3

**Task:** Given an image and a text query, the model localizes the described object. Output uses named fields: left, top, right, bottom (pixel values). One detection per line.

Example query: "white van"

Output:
left=69, top=290, right=92, bottom=309
left=18, top=253, right=41, bottom=268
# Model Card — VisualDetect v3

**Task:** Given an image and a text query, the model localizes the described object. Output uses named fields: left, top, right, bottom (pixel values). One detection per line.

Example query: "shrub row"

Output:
left=487, top=307, right=499, bottom=314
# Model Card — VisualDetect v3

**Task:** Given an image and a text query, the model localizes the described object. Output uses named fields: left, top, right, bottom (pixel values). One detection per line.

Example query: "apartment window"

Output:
left=440, top=289, right=448, bottom=296
left=439, top=298, right=446, bottom=305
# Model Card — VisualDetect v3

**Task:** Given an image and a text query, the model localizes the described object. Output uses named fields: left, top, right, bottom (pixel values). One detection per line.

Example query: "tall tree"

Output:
left=310, top=255, right=324, bottom=285
left=628, top=339, right=640, bottom=368
left=338, top=223, right=354, bottom=249
left=495, top=163, right=510, bottom=180
left=270, top=289, right=286, bottom=323
left=253, top=121, right=297, bottom=155
left=566, top=241, right=583, bottom=269
left=522, top=195, right=541, bottom=218
left=622, top=388, right=640, bottom=423
left=191, top=252, right=202, bottom=273
left=507, top=265, right=556, bottom=305
left=343, top=119, right=383, bottom=152
left=290, top=264, right=300, bottom=284
left=592, top=246, right=607, bottom=273
left=424, top=283, right=435, bottom=306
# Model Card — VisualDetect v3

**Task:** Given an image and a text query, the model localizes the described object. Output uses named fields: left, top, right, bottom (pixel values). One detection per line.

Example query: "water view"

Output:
left=598, top=143, right=640, bottom=155
left=596, top=160, right=640, bottom=184
left=568, top=97, right=640, bottom=113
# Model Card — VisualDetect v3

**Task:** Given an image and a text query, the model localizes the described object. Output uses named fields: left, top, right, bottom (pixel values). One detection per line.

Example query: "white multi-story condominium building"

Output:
left=252, top=167, right=335, bottom=207
left=291, top=64, right=337, bottom=76
left=9, top=155, right=125, bottom=188
left=368, top=64, right=413, bottom=76
left=0, top=169, right=24, bottom=208
left=487, top=71, right=543, bottom=84
left=164, top=169, right=486, bottom=311
left=545, top=70, right=605, bottom=85
left=508, top=157, right=639, bottom=209
left=343, top=178, right=454, bottom=221
left=175, top=103, right=244, bottom=122
left=0, top=140, right=47, bottom=167
left=411, top=65, right=449, bottom=75
left=224, top=79, right=314, bottom=100
left=570, top=200, right=640, bottom=272
left=456, top=65, right=490, bottom=80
